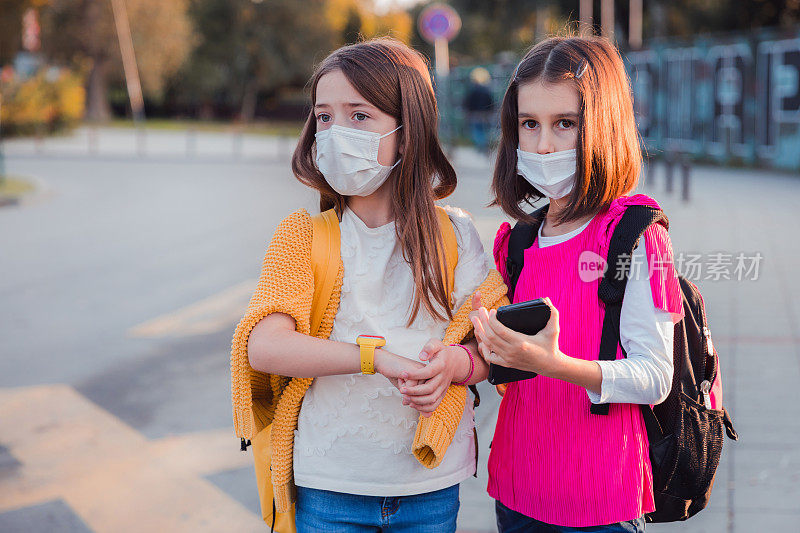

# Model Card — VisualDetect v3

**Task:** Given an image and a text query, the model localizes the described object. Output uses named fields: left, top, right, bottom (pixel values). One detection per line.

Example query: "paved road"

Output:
left=1, top=128, right=798, bottom=532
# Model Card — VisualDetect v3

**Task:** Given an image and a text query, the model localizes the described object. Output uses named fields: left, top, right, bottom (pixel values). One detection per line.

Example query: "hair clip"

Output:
left=512, top=61, right=521, bottom=82
left=575, top=60, right=589, bottom=79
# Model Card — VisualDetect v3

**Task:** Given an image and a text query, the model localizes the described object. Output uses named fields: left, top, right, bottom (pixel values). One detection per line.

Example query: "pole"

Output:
left=665, top=153, right=675, bottom=194
left=186, top=126, right=196, bottom=158
left=651, top=1, right=667, bottom=39
left=536, top=6, right=549, bottom=41
left=233, top=123, right=243, bottom=158
left=629, top=0, right=643, bottom=49
left=580, top=0, right=593, bottom=36
left=0, top=97, right=5, bottom=185
left=434, top=37, right=450, bottom=78
left=681, top=156, right=691, bottom=203
left=601, top=0, right=615, bottom=40
left=110, top=0, right=145, bottom=122
left=645, top=155, right=655, bottom=189
left=434, top=37, right=452, bottom=152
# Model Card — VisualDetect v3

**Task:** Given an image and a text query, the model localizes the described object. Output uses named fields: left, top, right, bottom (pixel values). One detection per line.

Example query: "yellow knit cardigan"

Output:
left=231, top=209, right=509, bottom=512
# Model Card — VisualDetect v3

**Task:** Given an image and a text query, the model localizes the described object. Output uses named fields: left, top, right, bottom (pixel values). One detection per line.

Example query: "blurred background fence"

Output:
left=3, top=1, right=800, bottom=170
left=437, top=27, right=800, bottom=172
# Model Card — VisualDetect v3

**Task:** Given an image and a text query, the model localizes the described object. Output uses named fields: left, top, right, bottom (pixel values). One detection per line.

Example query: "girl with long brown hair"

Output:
left=470, top=36, right=685, bottom=531
left=237, top=38, right=506, bottom=532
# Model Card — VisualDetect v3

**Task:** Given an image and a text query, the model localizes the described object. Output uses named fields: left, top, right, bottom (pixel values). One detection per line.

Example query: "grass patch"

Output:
left=105, top=119, right=304, bottom=137
left=0, top=176, right=35, bottom=197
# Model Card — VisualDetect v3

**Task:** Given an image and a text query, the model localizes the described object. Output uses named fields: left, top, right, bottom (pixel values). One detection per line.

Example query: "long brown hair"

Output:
left=291, top=38, right=457, bottom=323
left=491, top=36, right=642, bottom=225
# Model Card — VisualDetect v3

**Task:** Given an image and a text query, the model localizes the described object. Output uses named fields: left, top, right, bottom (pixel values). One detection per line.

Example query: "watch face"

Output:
left=357, top=334, right=386, bottom=346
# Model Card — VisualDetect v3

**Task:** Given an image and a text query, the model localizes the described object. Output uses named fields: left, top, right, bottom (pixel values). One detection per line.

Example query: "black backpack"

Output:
left=505, top=203, right=738, bottom=523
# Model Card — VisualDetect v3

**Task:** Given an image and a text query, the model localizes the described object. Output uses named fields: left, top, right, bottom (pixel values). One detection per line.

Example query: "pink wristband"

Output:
left=450, top=343, right=474, bottom=386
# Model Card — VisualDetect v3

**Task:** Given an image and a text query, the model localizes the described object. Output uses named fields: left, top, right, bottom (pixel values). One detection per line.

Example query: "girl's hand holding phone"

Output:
left=470, top=297, right=566, bottom=378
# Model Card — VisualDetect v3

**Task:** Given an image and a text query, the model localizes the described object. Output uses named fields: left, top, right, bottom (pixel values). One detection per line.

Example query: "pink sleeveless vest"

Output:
left=488, top=195, right=683, bottom=527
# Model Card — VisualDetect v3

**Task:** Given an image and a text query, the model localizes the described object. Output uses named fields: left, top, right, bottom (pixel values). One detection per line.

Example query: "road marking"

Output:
left=0, top=385, right=263, bottom=532
left=128, top=280, right=256, bottom=338
left=713, top=336, right=800, bottom=345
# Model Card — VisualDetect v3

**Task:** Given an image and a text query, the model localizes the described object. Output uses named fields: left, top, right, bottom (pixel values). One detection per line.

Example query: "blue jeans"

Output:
left=295, top=485, right=460, bottom=533
left=496, top=501, right=645, bottom=533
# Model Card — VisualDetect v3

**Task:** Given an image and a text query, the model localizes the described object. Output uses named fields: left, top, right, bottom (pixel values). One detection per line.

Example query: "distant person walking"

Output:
left=463, top=67, right=494, bottom=154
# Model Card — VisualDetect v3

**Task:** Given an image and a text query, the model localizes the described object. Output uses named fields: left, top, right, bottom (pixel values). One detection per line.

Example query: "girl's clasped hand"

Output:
left=397, top=338, right=468, bottom=415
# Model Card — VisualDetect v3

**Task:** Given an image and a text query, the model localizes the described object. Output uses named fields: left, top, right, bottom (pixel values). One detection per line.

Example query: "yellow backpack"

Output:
left=252, top=206, right=459, bottom=532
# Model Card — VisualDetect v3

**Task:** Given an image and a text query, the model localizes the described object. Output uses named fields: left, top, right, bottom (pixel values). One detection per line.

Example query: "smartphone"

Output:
left=486, top=298, right=551, bottom=385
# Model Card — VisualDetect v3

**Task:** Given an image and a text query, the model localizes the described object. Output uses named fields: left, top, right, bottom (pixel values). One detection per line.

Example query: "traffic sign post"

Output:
left=434, top=38, right=449, bottom=78
left=418, top=3, right=461, bottom=77
left=418, top=4, right=461, bottom=151
left=0, top=97, right=5, bottom=185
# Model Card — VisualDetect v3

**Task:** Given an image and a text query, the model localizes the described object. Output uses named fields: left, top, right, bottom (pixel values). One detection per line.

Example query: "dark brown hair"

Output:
left=491, top=36, right=642, bottom=225
left=291, top=38, right=457, bottom=323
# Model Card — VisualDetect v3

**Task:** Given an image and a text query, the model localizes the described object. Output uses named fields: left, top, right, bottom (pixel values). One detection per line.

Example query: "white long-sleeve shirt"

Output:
left=537, top=219, right=674, bottom=405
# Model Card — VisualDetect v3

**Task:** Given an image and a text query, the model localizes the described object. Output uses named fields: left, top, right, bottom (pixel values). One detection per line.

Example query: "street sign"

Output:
left=418, top=4, right=461, bottom=78
left=418, top=3, right=461, bottom=44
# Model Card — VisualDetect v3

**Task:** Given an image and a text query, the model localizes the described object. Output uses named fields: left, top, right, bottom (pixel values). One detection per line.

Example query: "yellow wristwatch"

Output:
left=356, top=335, right=386, bottom=375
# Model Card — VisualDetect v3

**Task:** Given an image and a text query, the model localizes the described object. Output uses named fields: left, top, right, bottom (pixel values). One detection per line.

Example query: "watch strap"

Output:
left=360, top=344, right=376, bottom=374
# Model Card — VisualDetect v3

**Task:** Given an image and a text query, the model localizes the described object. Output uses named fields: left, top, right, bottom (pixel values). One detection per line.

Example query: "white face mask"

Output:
left=315, top=124, right=402, bottom=196
left=516, top=147, right=577, bottom=199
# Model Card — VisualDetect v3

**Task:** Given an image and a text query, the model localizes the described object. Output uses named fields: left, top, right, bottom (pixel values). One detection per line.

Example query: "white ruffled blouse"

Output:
left=293, top=205, right=489, bottom=496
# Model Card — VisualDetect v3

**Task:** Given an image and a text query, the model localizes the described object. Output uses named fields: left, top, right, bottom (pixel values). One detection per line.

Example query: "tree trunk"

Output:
left=650, top=1, right=667, bottom=39
left=84, top=0, right=112, bottom=122
left=85, top=57, right=112, bottom=122
left=240, top=79, right=258, bottom=124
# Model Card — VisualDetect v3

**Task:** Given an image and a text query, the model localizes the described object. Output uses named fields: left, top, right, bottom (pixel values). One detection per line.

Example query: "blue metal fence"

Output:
left=440, top=27, right=800, bottom=172
left=629, top=28, right=800, bottom=171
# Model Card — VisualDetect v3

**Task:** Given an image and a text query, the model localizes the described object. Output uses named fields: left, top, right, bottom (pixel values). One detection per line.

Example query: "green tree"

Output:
left=408, top=0, right=800, bottom=61
left=342, top=5, right=364, bottom=44
left=1, top=0, right=51, bottom=64
left=1, top=0, right=27, bottom=66
left=411, top=0, right=558, bottom=62
left=39, top=0, right=194, bottom=120
left=238, top=0, right=334, bottom=121
left=174, top=0, right=410, bottom=122
left=650, top=0, right=800, bottom=39
left=327, top=0, right=412, bottom=45
left=174, top=0, right=335, bottom=122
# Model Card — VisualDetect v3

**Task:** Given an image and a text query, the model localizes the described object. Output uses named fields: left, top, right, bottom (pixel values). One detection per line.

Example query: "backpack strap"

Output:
left=310, top=209, right=341, bottom=337
left=597, top=205, right=668, bottom=306
left=505, top=205, right=549, bottom=300
left=435, top=206, right=458, bottom=300
left=434, top=207, right=479, bottom=404
left=591, top=204, right=668, bottom=416
left=311, top=206, right=459, bottom=338
left=436, top=206, right=486, bottom=476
